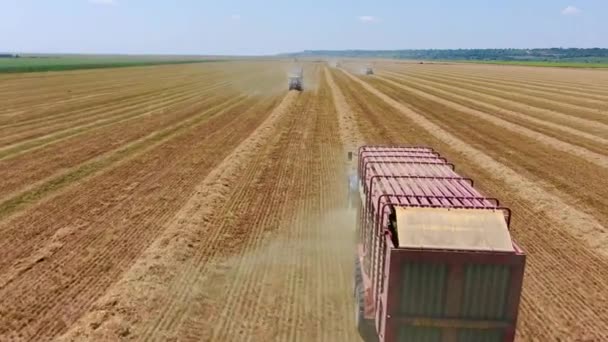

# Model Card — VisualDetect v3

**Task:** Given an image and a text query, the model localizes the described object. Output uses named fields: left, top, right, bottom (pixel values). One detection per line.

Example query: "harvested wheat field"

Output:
left=0, top=60, right=607, bottom=341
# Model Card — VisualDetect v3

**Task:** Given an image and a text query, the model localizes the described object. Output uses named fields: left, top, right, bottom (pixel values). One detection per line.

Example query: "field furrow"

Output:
left=0, top=64, right=267, bottom=146
left=143, top=92, right=294, bottom=340
left=362, top=73, right=608, bottom=231
left=381, top=74, right=608, bottom=157
left=398, top=67, right=608, bottom=104
left=0, top=82, right=285, bottom=340
left=0, top=94, right=245, bottom=222
left=404, top=68, right=608, bottom=101
left=391, top=69, right=608, bottom=126
left=55, top=89, right=299, bottom=341
left=0, top=65, right=223, bottom=123
left=1, top=60, right=607, bottom=342
left=0, top=77, right=226, bottom=144
left=0, top=81, right=233, bottom=161
left=0, top=88, right=231, bottom=195
left=0, top=62, right=265, bottom=126
left=56, top=64, right=360, bottom=342
left=405, top=64, right=608, bottom=91
left=382, top=70, right=608, bottom=136
left=369, top=74, right=608, bottom=167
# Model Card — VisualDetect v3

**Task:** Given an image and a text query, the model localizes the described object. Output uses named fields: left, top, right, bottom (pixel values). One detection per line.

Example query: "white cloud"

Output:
left=561, top=6, right=581, bottom=15
left=358, top=16, right=378, bottom=23
left=230, top=14, right=241, bottom=20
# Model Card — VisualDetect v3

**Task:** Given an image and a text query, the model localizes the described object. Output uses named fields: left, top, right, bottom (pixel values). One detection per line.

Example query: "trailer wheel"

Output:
left=354, top=255, right=363, bottom=297
left=355, top=283, right=377, bottom=342
left=354, top=283, right=364, bottom=329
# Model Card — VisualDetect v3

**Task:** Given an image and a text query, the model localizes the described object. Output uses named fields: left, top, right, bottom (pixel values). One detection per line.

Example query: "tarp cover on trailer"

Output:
left=395, top=207, right=515, bottom=252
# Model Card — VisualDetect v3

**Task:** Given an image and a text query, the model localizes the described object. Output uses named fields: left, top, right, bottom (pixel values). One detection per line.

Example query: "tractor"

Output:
left=288, top=68, right=304, bottom=91
left=288, top=75, right=303, bottom=91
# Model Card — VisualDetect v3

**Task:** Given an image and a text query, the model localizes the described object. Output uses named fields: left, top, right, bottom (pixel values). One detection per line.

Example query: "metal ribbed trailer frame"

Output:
left=354, top=146, right=526, bottom=342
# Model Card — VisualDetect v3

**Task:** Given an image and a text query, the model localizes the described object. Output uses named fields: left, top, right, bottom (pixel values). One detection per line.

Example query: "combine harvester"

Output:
left=288, top=67, right=304, bottom=91
left=364, top=66, right=374, bottom=75
left=350, top=146, right=526, bottom=342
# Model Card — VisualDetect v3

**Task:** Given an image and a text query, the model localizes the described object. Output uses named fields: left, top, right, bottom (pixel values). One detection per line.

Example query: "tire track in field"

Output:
left=324, top=67, right=364, bottom=150
left=0, top=81, right=231, bottom=159
left=340, top=69, right=608, bottom=255
left=203, top=68, right=356, bottom=342
left=397, top=65, right=608, bottom=104
left=401, top=67, right=608, bottom=104
left=144, top=90, right=297, bottom=341
left=0, top=67, right=260, bottom=152
left=0, top=95, right=247, bottom=284
left=0, top=64, right=249, bottom=132
left=372, top=74, right=608, bottom=168
left=0, top=68, right=277, bottom=186
left=0, top=64, right=275, bottom=160
left=0, top=77, right=145, bottom=117
left=0, top=94, right=244, bottom=223
left=0, top=68, right=207, bottom=104
left=161, top=67, right=349, bottom=341
left=509, top=203, right=608, bottom=340
left=0, top=64, right=230, bottom=119
left=370, top=80, right=608, bottom=230
left=332, top=68, right=608, bottom=341
left=410, top=64, right=608, bottom=92
left=366, top=74, right=608, bottom=226
left=261, top=70, right=354, bottom=342
left=389, top=69, right=608, bottom=137
left=0, top=91, right=230, bottom=199
left=55, top=91, right=298, bottom=342
left=0, top=81, right=234, bottom=163
left=390, top=69, right=608, bottom=127
left=0, top=91, right=278, bottom=341
left=57, top=65, right=359, bottom=342
left=382, top=71, right=608, bottom=147
left=0, top=85, right=169, bottom=131
left=0, top=68, right=224, bottom=127
left=0, top=85, right=167, bottom=132
left=208, top=92, right=311, bottom=342
left=366, top=73, right=608, bottom=233
left=0, top=78, right=227, bottom=145
left=378, top=72, right=608, bottom=152
left=460, top=67, right=608, bottom=93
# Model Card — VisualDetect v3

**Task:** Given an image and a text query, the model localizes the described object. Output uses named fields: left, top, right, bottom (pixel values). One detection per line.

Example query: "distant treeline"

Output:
left=284, top=48, right=608, bottom=61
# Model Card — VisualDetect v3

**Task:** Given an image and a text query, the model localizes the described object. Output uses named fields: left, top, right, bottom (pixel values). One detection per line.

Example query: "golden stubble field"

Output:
left=0, top=60, right=607, bottom=341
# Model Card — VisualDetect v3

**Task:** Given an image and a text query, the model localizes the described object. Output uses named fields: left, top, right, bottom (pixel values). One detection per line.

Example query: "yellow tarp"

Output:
left=395, top=207, right=514, bottom=252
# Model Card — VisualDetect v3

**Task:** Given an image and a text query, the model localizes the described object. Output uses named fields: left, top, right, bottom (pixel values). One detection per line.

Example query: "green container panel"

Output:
left=398, top=262, right=512, bottom=320
left=399, top=263, right=447, bottom=317
left=462, top=264, right=510, bottom=320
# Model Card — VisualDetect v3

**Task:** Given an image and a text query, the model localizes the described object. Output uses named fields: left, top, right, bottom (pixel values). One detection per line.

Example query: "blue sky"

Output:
left=1, top=0, right=606, bottom=55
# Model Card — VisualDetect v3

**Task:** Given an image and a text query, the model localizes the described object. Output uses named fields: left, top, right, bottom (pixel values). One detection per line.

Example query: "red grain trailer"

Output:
left=352, top=146, right=526, bottom=342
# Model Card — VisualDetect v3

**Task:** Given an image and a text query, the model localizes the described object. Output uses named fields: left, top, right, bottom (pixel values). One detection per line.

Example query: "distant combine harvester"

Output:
left=288, top=67, right=304, bottom=91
